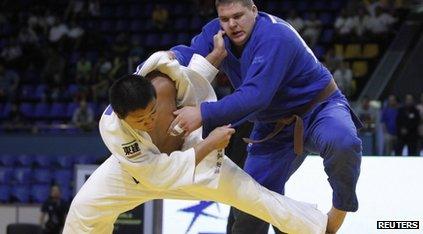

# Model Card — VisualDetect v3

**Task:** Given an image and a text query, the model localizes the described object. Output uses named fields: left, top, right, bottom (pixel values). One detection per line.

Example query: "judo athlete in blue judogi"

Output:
left=167, top=0, right=363, bottom=233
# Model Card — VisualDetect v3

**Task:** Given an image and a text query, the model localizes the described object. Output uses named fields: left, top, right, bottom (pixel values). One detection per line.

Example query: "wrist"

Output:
left=202, top=137, right=217, bottom=151
left=211, top=49, right=226, bottom=60
left=206, top=50, right=226, bottom=67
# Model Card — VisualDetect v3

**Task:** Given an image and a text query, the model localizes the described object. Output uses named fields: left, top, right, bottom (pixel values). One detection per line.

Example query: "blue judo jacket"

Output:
left=172, top=12, right=333, bottom=137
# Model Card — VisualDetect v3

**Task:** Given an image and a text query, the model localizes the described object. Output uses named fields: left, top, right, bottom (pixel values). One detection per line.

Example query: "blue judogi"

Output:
left=171, top=12, right=362, bottom=217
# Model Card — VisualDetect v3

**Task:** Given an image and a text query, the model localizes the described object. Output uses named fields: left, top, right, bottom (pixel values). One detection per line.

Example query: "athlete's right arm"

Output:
left=171, top=21, right=220, bottom=66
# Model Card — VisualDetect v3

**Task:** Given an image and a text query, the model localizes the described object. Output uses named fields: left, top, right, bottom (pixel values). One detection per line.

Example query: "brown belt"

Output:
left=243, top=79, right=338, bottom=156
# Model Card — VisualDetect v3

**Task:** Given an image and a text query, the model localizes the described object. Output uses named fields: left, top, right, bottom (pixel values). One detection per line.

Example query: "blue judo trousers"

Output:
left=232, top=90, right=362, bottom=234
left=246, top=90, right=362, bottom=210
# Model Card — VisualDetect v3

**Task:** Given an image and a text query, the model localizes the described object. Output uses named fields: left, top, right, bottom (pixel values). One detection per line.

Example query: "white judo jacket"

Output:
left=99, top=53, right=223, bottom=191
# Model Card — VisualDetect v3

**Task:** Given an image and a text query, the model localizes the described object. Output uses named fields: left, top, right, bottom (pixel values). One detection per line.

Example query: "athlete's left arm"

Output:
left=201, top=37, right=299, bottom=136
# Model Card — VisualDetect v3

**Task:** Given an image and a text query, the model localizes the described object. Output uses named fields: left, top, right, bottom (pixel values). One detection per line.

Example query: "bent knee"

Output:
left=322, top=131, right=362, bottom=169
left=65, top=195, right=116, bottom=232
left=333, top=134, right=362, bottom=156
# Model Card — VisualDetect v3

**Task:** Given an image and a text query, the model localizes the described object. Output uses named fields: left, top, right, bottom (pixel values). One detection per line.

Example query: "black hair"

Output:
left=109, top=74, right=156, bottom=119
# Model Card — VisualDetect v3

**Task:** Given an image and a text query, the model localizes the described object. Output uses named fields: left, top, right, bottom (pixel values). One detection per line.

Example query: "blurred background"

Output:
left=0, top=0, right=422, bottom=233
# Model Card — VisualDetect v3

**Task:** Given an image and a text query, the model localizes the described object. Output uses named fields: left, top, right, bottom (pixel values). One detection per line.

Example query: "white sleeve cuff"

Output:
left=188, top=54, right=219, bottom=83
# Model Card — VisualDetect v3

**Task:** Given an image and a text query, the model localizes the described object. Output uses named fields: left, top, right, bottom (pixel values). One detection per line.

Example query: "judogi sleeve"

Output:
left=200, top=37, right=299, bottom=136
left=188, top=53, right=219, bottom=83
left=171, top=22, right=219, bottom=66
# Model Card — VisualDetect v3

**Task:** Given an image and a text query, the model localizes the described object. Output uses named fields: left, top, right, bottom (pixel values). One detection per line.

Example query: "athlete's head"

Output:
left=109, top=74, right=157, bottom=131
left=50, top=185, right=61, bottom=199
left=215, top=0, right=257, bottom=49
left=387, top=94, right=398, bottom=107
left=404, top=94, right=414, bottom=107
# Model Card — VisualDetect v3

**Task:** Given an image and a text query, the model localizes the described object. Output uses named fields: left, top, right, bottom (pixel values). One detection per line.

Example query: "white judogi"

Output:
left=63, top=53, right=327, bottom=234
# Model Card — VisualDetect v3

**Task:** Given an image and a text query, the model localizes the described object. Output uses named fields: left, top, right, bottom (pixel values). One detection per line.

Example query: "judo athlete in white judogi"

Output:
left=63, top=52, right=327, bottom=234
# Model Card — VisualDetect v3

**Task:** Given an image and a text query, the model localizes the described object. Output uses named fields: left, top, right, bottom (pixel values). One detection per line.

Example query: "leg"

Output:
left=388, top=135, right=397, bottom=156
left=305, top=101, right=362, bottom=233
left=184, top=154, right=327, bottom=234
left=383, top=133, right=391, bottom=156
left=406, top=139, right=418, bottom=156
left=225, top=123, right=253, bottom=233
left=232, top=145, right=295, bottom=234
left=395, top=137, right=405, bottom=155
left=63, top=156, right=153, bottom=233
left=226, top=208, right=235, bottom=234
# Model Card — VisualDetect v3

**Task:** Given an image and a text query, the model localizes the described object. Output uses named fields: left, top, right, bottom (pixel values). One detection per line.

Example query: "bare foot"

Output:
left=326, top=206, right=346, bottom=234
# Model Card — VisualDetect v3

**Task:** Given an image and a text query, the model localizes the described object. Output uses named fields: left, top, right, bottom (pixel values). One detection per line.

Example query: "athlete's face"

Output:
left=50, top=186, right=61, bottom=199
left=123, top=100, right=158, bottom=132
left=217, top=2, right=258, bottom=48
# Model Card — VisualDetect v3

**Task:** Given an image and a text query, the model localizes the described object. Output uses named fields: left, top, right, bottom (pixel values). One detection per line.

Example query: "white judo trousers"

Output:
left=64, top=155, right=327, bottom=234
left=63, top=52, right=327, bottom=233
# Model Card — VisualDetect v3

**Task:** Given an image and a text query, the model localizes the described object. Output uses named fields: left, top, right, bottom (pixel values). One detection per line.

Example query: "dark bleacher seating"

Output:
left=313, top=45, right=326, bottom=60
left=1, top=103, right=11, bottom=119
left=60, top=185, right=73, bottom=202
left=55, top=156, right=74, bottom=169
left=100, top=20, right=114, bottom=33
left=74, top=154, right=96, bottom=165
left=145, top=33, right=160, bottom=48
left=34, top=103, right=50, bottom=119
left=116, top=20, right=130, bottom=32
left=0, top=168, right=13, bottom=184
left=319, top=12, right=334, bottom=26
left=34, top=154, right=53, bottom=168
left=34, top=85, right=46, bottom=101
left=160, top=33, right=175, bottom=47
left=16, top=154, right=34, bottom=167
left=53, top=169, right=73, bottom=188
left=20, top=85, right=35, bottom=101
left=31, top=184, right=51, bottom=203
left=115, top=5, right=127, bottom=18
left=0, top=185, right=11, bottom=202
left=330, top=0, right=343, bottom=10
left=174, top=18, right=189, bottom=31
left=11, top=185, right=30, bottom=203
left=97, top=102, right=109, bottom=117
left=296, top=1, right=308, bottom=11
left=0, top=103, right=3, bottom=120
left=13, top=168, right=32, bottom=184
left=49, top=102, right=67, bottom=119
left=313, top=1, right=326, bottom=11
left=189, top=17, right=202, bottom=31
left=176, top=33, right=191, bottom=44
left=33, top=169, right=52, bottom=184
left=66, top=102, right=79, bottom=119
left=129, top=5, right=143, bottom=18
left=320, top=29, right=334, bottom=44
left=0, top=154, right=16, bottom=167
left=0, top=153, right=103, bottom=203
left=281, top=0, right=294, bottom=10
left=19, top=103, right=34, bottom=119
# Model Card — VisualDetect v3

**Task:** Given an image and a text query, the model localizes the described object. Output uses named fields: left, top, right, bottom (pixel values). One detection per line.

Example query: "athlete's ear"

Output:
left=252, top=5, right=258, bottom=16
